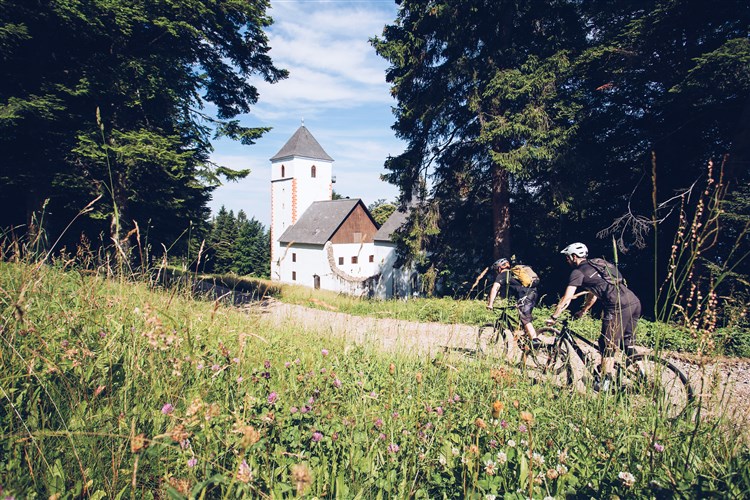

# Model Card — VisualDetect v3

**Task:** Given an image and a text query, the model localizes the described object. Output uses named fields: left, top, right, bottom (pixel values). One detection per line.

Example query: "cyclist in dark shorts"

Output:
left=487, top=258, right=543, bottom=348
left=547, top=242, right=642, bottom=388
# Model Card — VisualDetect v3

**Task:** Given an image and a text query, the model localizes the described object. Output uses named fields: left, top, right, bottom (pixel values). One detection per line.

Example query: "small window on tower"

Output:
left=292, top=271, right=296, bottom=281
left=292, top=253, right=296, bottom=262
left=311, top=165, right=316, bottom=178
left=281, top=165, right=285, bottom=177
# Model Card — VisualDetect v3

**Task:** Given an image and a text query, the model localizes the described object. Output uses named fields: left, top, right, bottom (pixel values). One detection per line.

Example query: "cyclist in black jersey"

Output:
left=547, top=242, right=642, bottom=387
left=487, top=257, right=543, bottom=348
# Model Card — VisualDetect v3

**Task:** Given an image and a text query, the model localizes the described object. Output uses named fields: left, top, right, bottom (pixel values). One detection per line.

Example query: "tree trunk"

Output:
left=491, top=166, right=511, bottom=259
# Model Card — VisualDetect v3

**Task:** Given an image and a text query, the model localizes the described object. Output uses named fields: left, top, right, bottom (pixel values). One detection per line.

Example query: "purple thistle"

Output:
left=187, top=457, right=198, bottom=468
left=387, top=443, right=400, bottom=454
left=312, top=431, right=323, bottom=442
left=267, top=392, right=278, bottom=405
left=161, top=403, right=174, bottom=415
left=321, top=349, right=329, bottom=357
left=654, top=442, right=665, bottom=453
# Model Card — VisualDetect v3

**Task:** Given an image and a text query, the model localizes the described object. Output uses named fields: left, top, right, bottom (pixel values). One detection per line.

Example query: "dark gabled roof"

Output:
left=270, top=125, right=333, bottom=162
left=278, top=199, right=362, bottom=244
left=374, top=207, right=410, bottom=242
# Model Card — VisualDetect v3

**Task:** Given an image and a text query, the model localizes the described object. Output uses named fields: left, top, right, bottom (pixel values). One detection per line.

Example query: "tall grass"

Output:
left=1, top=255, right=749, bottom=497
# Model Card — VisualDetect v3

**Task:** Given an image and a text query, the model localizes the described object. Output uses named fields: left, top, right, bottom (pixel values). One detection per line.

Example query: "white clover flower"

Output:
left=484, top=459, right=497, bottom=476
left=507, top=439, right=516, bottom=448
left=452, top=447, right=460, bottom=456
left=485, top=495, right=497, bottom=500
left=531, top=452, right=545, bottom=468
left=496, top=451, right=507, bottom=465
left=556, top=464, right=569, bottom=476
left=557, top=449, right=568, bottom=464
left=438, top=455, right=447, bottom=466
left=619, top=471, right=636, bottom=488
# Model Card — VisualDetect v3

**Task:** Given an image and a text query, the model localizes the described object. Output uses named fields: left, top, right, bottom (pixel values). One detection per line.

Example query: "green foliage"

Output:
left=0, top=0, right=286, bottom=256
left=200, top=206, right=270, bottom=278
left=1, top=262, right=748, bottom=497
left=368, top=199, right=397, bottom=226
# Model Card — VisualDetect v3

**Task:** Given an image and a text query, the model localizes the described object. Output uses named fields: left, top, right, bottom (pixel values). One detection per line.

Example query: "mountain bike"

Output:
left=436, top=304, right=519, bottom=360
left=528, top=317, right=694, bottom=418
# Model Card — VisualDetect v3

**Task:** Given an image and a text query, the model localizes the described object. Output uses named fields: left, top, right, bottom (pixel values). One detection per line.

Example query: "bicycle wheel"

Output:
left=522, top=328, right=572, bottom=384
left=477, top=323, right=509, bottom=359
left=619, top=354, right=693, bottom=419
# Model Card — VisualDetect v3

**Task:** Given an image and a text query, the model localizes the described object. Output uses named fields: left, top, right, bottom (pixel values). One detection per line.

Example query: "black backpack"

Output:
left=587, top=258, right=626, bottom=287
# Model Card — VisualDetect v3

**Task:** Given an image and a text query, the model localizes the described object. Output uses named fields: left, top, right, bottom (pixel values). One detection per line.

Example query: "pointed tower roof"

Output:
left=270, top=125, right=333, bottom=162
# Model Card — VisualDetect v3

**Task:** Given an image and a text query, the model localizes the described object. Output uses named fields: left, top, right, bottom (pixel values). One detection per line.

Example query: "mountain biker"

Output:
left=487, top=257, right=543, bottom=349
left=546, top=242, right=642, bottom=389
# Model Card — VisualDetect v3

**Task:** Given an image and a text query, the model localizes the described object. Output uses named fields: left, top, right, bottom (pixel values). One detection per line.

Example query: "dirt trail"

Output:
left=249, top=299, right=750, bottom=429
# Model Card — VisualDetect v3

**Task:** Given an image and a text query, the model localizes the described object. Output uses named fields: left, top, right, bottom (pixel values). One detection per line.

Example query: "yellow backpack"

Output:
left=510, top=265, right=539, bottom=288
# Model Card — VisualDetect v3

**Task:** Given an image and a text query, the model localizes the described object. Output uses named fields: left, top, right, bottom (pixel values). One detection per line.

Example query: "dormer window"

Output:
left=311, top=165, right=316, bottom=178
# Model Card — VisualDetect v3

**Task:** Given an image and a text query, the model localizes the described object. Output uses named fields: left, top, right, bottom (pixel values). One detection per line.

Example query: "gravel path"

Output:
left=250, top=299, right=750, bottom=431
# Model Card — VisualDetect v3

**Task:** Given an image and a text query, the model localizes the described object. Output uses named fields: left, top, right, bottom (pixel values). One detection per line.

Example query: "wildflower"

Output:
left=197, top=363, right=204, bottom=370
left=555, top=464, right=568, bottom=476
left=264, top=359, right=271, bottom=369
left=261, top=371, right=271, bottom=379
left=496, top=451, right=507, bottom=464
left=453, top=394, right=460, bottom=402
left=290, top=406, right=298, bottom=414
left=233, top=357, right=240, bottom=364
left=236, top=376, right=244, bottom=383
left=369, top=391, right=378, bottom=399
left=161, top=403, right=175, bottom=415
left=308, top=396, right=316, bottom=405
left=435, top=406, right=444, bottom=416
left=61, top=339, right=69, bottom=348
left=284, top=361, right=291, bottom=368
left=211, top=364, right=221, bottom=371
left=475, top=418, right=487, bottom=429
left=491, top=400, right=504, bottom=418
left=311, top=431, right=323, bottom=442
left=99, top=331, right=107, bottom=338
left=415, top=372, right=423, bottom=384
left=374, top=418, right=384, bottom=429
left=294, top=358, right=301, bottom=364
left=618, top=471, right=636, bottom=488
left=530, top=452, right=545, bottom=468
left=187, top=457, right=198, bottom=468
left=320, top=368, right=327, bottom=374
left=557, top=449, right=568, bottom=464
left=519, top=424, right=527, bottom=433
left=486, top=495, right=497, bottom=500
left=321, top=349, right=329, bottom=357
left=290, top=463, right=313, bottom=496
left=387, top=443, right=400, bottom=454
left=546, top=468, right=559, bottom=480
left=500, top=419, right=508, bottom=429
left=333, top=378, right=342, bottom=388
left=301, top=405, right=311, bottom=414
left=438, top=455, right=447, bottom=466
left=236, top=460, right=253, bottom=483
left=451, top=447, right=460, bottom=456
left=267, top=392, right=278, bottom=405
left=520, top=411, right=534, bottom=424
left=392, top=411, right=399, bottom=419
left=468, top=444, right=479, bottom=455
left=654, top=442, right=665, bottom=453
left=507, top=439, right=516, bottom=448
left=484, top=459, right=497, bottom=475
left=332, top=432, right=339, bottom=441
left=239, top=425, right=261, bottom=448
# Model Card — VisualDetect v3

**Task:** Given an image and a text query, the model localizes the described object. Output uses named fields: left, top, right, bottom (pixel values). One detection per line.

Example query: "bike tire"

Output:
left=477, top=323, right=509, bottom=359
left=523, top=327, right=572, bottom=382
left=620, top=354, right=694, bottom=419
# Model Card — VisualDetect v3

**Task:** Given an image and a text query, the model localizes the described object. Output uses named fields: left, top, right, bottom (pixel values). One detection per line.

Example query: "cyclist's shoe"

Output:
left=593, top=374, right=614, bottom=393
left=530, top=338, right=544, bottom=350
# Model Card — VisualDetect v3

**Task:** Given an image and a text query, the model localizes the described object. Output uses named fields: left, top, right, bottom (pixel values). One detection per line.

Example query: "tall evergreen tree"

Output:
left=0, top=0, right=286, bottom=255
left=233, top=210, right=270, bottom=277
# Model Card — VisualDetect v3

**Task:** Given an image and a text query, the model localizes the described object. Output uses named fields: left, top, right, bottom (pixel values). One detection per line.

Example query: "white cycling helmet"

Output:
left=560, top=242, right=588, bottom=258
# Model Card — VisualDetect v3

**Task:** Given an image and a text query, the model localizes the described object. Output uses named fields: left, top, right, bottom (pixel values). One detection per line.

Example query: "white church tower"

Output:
left=270, top=124, right=334, bottom=280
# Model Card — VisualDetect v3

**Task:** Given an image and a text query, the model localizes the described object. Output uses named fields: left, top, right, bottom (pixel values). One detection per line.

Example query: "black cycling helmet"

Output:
left=493, top=258, right=510, bottom=270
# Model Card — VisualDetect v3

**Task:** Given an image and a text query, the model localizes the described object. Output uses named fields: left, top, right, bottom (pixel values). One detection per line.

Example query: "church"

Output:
left=269, top=124, right=417, bottom=299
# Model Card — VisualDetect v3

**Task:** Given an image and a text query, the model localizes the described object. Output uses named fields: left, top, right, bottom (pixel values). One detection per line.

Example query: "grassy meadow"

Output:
left=1, top=261, right=749, bottom=498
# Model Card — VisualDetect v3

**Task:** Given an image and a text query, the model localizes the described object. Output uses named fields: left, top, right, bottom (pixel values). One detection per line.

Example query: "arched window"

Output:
left=311, top=165, right=316, bottom=178
left=281, top=165, right=285, bottom=177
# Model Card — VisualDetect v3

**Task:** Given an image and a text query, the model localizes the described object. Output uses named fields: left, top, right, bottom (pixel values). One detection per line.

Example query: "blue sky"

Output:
left=207, top=0, right=404, bottom=226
